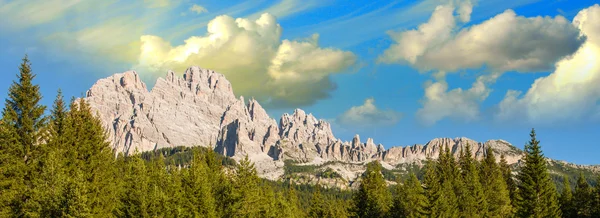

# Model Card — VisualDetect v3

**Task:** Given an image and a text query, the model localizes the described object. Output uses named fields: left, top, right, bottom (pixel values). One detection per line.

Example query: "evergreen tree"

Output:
left=480, top=147, right=513, bottom=217
left=559, top=175, right=575, bottom=218
left=515, top=128, right=561, bottom=218
left=423, top=156, right=458, bottom=218
left=458, top=144, right=487, bottom=217
left=116, top=154, right=150, bottom=217
left=0, top=55, right=48, bottom=216
left=392, top=172, right=428, bottom=218
left=62, top=99, right=118, bottom=216
left=350, top=161, right=392, bottom=218
left=227, top=155, right=263, bottom=217
left=573, top=173, right=593, bottom=217
left=308, top=185, right=327, bottom=218
left=499, top=154, right=518, bottom=210
left=592, top=175, right=600, bottom=217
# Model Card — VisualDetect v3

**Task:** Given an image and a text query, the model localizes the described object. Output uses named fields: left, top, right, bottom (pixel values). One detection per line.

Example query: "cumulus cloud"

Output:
left=495, top=4, right=600, bottom=124
left=189, top=4, right=207, bottom=14
left=378, top=4, right=584, bottom=73
left=337, top=98, right=402, bottom=127
left=417, top=73, right=500, bottom=125
left=135, top=13, right=356, bottom=108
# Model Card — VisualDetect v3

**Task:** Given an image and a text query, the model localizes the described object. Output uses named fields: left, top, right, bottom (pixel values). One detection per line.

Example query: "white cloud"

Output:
left=495, top=4, right=600, bottom=124
left=135, top=13, right=356, bottom=108
left=189, top=4, right=207, bottom=14
left=337, top=98, right=402, bottom=127
left=417, top=73, right=500, bottom=125
left=378, top=3, right=584, bottom=73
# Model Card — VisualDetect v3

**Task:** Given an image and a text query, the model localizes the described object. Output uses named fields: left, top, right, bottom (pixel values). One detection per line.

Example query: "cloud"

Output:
left=247, top=0, right=327, bottom=20
left=190, top=4, right=207, bottom=14
left=495, top=4, right=600, bottom=124
left=337, top=98, right=402, bottom=127
left=135, top=13, right=356, bottom=108
left=417, top=73, right=500, bottom=126
left=0, top=0, right=80, bottom=29
left=378, top=3, right=584, bottom=73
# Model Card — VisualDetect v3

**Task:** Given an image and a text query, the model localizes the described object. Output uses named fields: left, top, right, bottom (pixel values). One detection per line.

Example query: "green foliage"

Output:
left=458, top=144, right=487, bottom=217
left=392, top=173, right=428, bottom=218
left=515, top=129, right=561, bottom=218
left=559, top=176, right=575, bottom=218
left=573, top=173, right=594, bottom=217
left=480, top=147, right=513, bottom=217
left=350, top=161, right=392, bottom=218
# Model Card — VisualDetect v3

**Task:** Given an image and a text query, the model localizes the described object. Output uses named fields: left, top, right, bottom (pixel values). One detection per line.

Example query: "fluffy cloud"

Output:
left=417, top=73, right=499, bottom=125
left=190, top=4, right=207, bottom=14
left=495, top=4, right=600, bottom=124
left=337, top=98, right=402, bottom=127
left=378, top=4, right=584, bottom=73
left=136, top=13, right=356, bottom=108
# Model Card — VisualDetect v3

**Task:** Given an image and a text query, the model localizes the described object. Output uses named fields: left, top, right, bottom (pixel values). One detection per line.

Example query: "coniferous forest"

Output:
left=2, top=56, right=600, bottom=217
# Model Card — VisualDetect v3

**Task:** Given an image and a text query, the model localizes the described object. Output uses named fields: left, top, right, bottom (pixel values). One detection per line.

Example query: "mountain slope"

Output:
left=84, top=66, right=599, bottom=184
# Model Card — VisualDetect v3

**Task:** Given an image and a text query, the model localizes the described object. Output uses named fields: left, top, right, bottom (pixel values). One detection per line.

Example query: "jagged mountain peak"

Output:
left=84, top=66, right=554, bottom=180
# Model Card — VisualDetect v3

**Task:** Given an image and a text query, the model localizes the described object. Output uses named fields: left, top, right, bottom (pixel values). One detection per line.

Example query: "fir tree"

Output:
left=499, top=154, right=518, bottom=210
left=116, top=153, right=150, bottom=217
left=573, top=173, right=593, bottom=217
left=515, top=128, right=561, bottom=218
left=63, top=99, right=118, bottom=216
left=0, top=55, right=48, bottom=216
left=458, top=144, right=487, bottom=217
left=423, top=156, right=458, bottom=218
left=592, top=175, right=600, bottom=217
left=480, top=147, right=513, bottom=217
left=392, top=172, right=428, bottom=218
left=227, top=155, right=263, bottom=217
left=350, top=161, right=392, bottom=218
left=559, top=175, right=575, bottom=218
left=308, top=185, right=327, bottom=218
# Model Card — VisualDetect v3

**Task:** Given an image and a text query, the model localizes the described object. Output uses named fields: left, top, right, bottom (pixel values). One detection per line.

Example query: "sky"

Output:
left=1, top=0, right=599, bottom=164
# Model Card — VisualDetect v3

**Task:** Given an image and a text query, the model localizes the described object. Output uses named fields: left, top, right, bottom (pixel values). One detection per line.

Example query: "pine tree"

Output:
left=62, top=98, right=118, bottom=216
left=515, top=128, right=561, bottom=218
left=458, top=143, right=487, bottom=217
left=23, top=90, right=70, bottom=217
left=0, top=55, right=48, bottom=216
left=592, top=175, right=600, bottom=217
left=145, top=154, right=170, bottom=217
left=116, top=153, right=150, bottom=217
left=423, top=155, right=458, bottom=218
left=499, top=154, right=518, bottom=210
left=559, top=175, right=575, bottom=218
left=308, top=185, right=327, bottom=218
left=573, top=173, right=593, bottom=217
left=350, top=161, right=392, bottom=218
left=480, top=147, right=513, bottom=217
left=227, top=155, right=263, bottom=217
left=392, top=172, right=428, bottom=218
left=181, top=150, right=217, bottom=217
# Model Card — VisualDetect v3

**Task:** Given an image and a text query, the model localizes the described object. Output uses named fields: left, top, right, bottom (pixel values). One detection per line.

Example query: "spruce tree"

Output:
left=308, top=185, right=327, bottom=218
left=116, top=154, right=150, bottom=217
left=350, top=161, right=392, bottom=218
left=63, top=98, right=118, bottom=216
left=0, top=55, right=48, bottom=216
left=573, top=173, right=593, bottom=217
left=559, top=175, right=575, bottom=218
left=392, top=172, right=428, bottom=218
left=515, top=128, right=561, bottom=218
left=458, top=144, right=487, bottom=217
left=227, top=155, right=263, bottom=217
left=592, top=175, right=600, bottom=217
left=499, top=154, right=518, bottom=209
left=480, top=147, right=513, bottom=217
left=423, top=155, right=458, bottom=218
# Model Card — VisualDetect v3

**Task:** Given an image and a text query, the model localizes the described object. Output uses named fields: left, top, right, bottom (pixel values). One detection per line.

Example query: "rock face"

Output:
left=85, top=66, right=527, bottom=178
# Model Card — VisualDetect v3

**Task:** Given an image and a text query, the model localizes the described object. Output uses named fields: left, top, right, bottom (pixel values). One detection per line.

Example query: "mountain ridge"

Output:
left=83, top=66, right=599, bottom=183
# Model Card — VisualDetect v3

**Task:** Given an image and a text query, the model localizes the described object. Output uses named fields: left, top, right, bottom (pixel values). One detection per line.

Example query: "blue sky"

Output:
left=1, top=0, right=599, bottom=164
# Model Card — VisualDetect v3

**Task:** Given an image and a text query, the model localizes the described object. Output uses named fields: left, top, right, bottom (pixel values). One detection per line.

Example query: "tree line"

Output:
left=1, top=56, right=600, bottom=217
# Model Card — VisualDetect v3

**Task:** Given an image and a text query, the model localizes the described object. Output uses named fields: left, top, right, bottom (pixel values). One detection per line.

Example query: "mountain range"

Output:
left=84, top=66, right=599, bottom=188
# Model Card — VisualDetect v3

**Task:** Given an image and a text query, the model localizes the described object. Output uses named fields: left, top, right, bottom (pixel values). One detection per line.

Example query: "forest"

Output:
left=1, top=56, right=600, bottom=217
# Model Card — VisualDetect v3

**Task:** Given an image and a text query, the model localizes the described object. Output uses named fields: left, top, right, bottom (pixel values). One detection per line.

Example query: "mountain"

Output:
left=84, top=66, right=599, bottom=187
